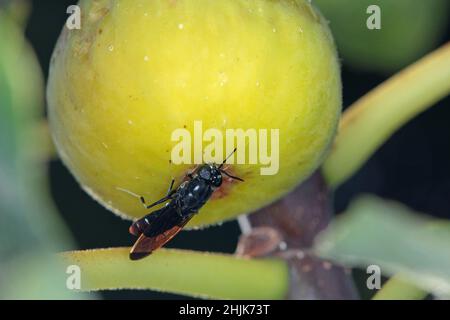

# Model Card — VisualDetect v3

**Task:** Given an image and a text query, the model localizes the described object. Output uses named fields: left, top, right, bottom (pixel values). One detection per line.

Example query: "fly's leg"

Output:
left=175, top=199, right=184, bottom=218
left=186, top=165, right=200, bottom=180
left=140, top=179, right=176, bottom=209
left=167, top=178, right=175, bottom=195
left=140, top=196, right=171, bottom=210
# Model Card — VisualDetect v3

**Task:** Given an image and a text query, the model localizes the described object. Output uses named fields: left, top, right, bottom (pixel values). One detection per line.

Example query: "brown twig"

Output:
left=236, top=171, right=359, bottom=299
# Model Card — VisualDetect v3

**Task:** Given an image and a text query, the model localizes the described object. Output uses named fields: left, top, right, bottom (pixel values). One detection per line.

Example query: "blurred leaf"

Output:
left=314, top=0, right=449, bottom=73
left=0, top=0, right=31, bottom=28
left=314, top=196, right=450, bottom=297
left=60, top=248, right=289, bottom=299
left=0, top=10, right=84, bottom=298
left=373, top=274, right=427, bottom=300
left=323, top=43, right=450, bottom=188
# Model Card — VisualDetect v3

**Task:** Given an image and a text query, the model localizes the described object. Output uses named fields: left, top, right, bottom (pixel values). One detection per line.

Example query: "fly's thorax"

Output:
left=177, top=177, right=214, bottom=211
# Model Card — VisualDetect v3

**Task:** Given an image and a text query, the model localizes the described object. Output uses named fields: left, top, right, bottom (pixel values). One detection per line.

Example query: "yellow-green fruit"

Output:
left=47, top=0, right=341, bottom=227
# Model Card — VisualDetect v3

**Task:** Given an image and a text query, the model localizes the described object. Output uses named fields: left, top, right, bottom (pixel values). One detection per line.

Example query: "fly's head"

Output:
left=196, top=163, right=223, bottom=188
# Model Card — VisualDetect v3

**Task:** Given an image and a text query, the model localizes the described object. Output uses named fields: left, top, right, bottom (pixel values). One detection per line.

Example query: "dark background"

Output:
left=26, top=1, right=450, bottom=299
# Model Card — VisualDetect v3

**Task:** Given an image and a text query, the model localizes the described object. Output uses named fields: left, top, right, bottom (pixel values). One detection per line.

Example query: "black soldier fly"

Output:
left=129, top=148, right=243, bottom=260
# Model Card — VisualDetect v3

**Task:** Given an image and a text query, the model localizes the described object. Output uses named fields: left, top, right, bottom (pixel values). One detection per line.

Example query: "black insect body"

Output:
left=129, top=149, right=243, bottom=260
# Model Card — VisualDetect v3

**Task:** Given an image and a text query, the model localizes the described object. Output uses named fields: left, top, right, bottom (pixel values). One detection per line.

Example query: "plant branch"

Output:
left=59, top=247, right=289, bottom=299
left=237, top=172, right=359, bottom=299
left=323, top=42, right=450, bottom=188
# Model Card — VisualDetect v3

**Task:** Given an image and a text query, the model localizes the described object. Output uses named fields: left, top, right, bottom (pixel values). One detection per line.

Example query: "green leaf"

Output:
left=59, top=248, right=289, bottom=299
left=314, top=195, right=450, bottom=297
left=372, top=274, right=427, bottom=300
left=314, top=0, right=449, bottom=73
left=0, top=0, right=32, bottom=28
left=0, top=10, right=82, bottom=299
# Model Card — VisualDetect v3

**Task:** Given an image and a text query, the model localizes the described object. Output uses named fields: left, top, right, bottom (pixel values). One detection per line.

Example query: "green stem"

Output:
left=59, top=248, right=289, bottom=299
left=323, top=42, right=450, bottom=188
left=373, top=275, right=427, bottom=300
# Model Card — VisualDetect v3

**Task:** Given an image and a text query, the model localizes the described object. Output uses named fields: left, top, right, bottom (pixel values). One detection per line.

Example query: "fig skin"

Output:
left=47, top=0, right=341, bottom=227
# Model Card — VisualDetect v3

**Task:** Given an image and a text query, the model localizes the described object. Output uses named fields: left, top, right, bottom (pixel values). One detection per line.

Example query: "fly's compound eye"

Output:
left=199, top=168, right=211, bottom=180
left=212, top=173, right=222, bottom=187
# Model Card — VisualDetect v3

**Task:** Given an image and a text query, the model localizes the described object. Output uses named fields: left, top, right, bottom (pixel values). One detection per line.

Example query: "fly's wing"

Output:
left=129, top=207, right=193, bottom=260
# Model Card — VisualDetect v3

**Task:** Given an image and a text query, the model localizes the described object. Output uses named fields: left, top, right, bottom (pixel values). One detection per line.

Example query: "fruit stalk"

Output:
left=237, top=171, right=358, bottom=299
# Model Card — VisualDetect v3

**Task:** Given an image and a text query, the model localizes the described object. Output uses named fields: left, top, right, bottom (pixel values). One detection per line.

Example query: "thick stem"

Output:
left=60, top=248, right=289, bottom=299
left=237, top=171, right=359, bottom=299
left=323, top=42, right=450, bottom=188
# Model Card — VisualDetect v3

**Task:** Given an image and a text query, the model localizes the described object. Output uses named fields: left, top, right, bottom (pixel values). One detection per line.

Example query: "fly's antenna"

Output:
left=221, top=170, right=244, bottom=182
left=219, top=148, right=244, bottom=182
left=219, top=148, right=237, bottom=169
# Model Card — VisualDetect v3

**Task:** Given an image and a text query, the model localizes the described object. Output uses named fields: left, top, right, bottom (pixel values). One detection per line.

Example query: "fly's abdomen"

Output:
left=129, top=209, right=163, bottom=236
